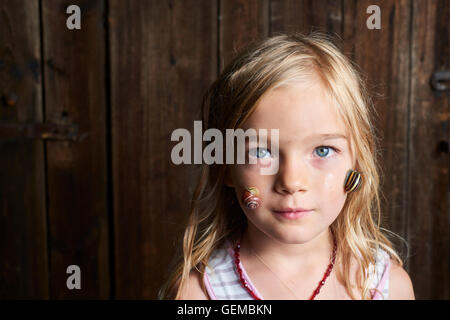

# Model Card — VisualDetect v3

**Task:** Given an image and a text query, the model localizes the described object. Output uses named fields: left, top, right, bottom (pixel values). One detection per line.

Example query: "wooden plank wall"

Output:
left=0, top=0, right=48, bottom=299
left=408, top=0, right=450, bottom=299
left=0, top=0, right=448, bottom=299
left=41, top=0, right=110, bottom=299
left=109, top=0, right=218, bottom=298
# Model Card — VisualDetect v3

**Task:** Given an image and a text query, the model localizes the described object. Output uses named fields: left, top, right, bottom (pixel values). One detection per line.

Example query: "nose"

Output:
left=275, top=156, right=308, bottom=195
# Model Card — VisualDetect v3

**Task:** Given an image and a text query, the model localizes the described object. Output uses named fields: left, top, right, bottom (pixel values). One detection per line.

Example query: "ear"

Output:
left=224, top=167, right=234, bottom=188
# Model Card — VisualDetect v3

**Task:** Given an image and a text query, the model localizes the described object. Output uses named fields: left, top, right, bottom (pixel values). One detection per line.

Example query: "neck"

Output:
left=241, top=225, right=335, bottom=274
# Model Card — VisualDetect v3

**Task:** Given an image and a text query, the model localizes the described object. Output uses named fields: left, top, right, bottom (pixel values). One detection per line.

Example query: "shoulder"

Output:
left=177, top=241, right=233, bottom=300
left=176, top=269, right=209, bottom=300
left=388, top=259, right=415, bottom=300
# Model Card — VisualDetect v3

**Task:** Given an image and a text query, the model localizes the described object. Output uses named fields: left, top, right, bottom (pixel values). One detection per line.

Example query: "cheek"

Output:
left=317, top=171, right=348, bottom=219
left=232, top=160, right=274, bottom=184
left=320, top=171, right=346, bottom=202
left=231, top=166, right=272, bottom=210
left=232, top=166, right=263, bottom=193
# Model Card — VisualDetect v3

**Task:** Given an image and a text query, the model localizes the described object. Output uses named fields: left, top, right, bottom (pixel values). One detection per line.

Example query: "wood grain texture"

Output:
left=41, top=0, right=110, bottom=298
left=271, top=0, right=343, bottom=38
left=0, top=0, right=448, bottom=300
left=408, top=0, right=449, bottom=299
left=220, top=0, right=269, bottom=69
left=342, top=0, right=412, bottom=265
left=0, top=0, right=49, bottom=299
left=109, top=0, right=218, bottom=298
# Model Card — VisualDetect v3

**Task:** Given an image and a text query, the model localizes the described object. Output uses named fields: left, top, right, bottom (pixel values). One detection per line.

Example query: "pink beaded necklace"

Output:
left=233, top=232, right=337, bottom=300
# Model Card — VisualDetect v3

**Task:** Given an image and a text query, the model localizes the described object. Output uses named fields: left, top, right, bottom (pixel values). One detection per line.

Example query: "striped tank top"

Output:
left=203, top=240, right=391, bottom=300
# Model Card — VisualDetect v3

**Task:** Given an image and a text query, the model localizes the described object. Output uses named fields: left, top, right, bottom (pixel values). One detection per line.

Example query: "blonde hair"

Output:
left=158, top=32, right=404, bottom=300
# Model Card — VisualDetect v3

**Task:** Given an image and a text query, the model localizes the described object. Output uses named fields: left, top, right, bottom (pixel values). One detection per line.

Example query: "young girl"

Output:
left=159, top=32, right=415, bottom=300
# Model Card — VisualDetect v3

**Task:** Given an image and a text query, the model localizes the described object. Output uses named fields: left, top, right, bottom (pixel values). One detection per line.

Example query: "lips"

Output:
left=273, top=207, right=312, bottom=213
left=272, top=207, right=313, bottom=220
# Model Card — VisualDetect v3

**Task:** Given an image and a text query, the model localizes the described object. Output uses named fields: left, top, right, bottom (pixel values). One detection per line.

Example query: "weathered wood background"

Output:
left=0, top=0, right=448, bottom=299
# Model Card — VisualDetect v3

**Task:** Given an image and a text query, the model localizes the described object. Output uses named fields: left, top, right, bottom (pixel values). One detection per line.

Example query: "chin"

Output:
left=269, top=227, right=315, bottom=245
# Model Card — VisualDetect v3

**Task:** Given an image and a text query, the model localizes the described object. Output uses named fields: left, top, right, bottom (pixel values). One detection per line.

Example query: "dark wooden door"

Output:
left=1, top=0, right=448, bottom=299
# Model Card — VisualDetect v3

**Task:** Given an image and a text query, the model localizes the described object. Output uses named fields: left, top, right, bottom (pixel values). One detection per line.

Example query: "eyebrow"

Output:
left=259, top=133, right=349, bottom=140
left=311, top=133, right=348, bottom=140
left=244, top=132, right=348, bottom=144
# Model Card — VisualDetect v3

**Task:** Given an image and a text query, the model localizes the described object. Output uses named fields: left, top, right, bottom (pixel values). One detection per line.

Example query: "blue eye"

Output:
left=315, top=146, right=337, bottom=158
left=249, top=147, right=271, bottom=159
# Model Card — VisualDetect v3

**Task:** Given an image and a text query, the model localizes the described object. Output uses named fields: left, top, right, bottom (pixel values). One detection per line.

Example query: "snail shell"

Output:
left=244, top=196, right=261, bottom=209
left=344, top=170, right=362, bottom=193
left=241, top=187, right=261, bottom=209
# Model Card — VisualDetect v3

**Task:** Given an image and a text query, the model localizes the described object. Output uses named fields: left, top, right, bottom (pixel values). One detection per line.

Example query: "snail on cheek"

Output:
left=240, top=187, right=262, bottom=210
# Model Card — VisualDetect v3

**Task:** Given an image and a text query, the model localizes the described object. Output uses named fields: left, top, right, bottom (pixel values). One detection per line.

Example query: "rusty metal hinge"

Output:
left=431, top=71, right=450, bottom=91
left=0, top=122, right=88, bottom=141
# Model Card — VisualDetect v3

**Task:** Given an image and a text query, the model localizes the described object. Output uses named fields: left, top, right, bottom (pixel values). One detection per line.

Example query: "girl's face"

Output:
left=227, top=79, right=354, bottom=244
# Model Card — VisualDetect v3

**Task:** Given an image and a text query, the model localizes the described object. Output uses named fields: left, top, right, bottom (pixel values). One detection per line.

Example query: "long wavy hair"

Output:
left=158, top=32, right=404, bottom=300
